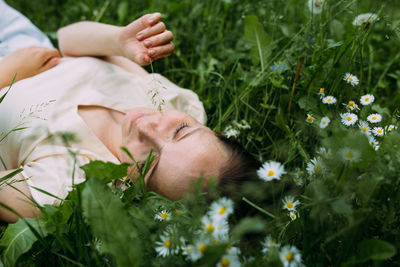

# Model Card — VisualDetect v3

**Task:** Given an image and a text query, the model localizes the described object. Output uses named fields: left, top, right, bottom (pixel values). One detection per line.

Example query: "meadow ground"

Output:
left=1, top=0, right=400, bottom=266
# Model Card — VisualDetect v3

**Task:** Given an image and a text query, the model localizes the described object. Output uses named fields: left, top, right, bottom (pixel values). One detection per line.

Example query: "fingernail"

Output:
left=149, top=49, right=156, bottom=56
left=136, top=33, right=144, bottom=40
left=144, top=40, right=151, bottom=47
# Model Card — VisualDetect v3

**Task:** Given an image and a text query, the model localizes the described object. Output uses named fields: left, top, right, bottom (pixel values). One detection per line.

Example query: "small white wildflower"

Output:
left=289, top=211, right=299, bottom=221
left=261, top=235, right=280, bottom=253
left=209, top=198, right=234, bottom=223
left=307, top=0, right=324, bottom=14
left=282, top=196, right=300, bottom=212
left=319, top=116, right=330, bottom=129
left=367, top=135, right=380, bottom=150
left=372, top=127, right=384, bottom=137
left=279, top=245, right=303, bottom=267
left=155, top=210, right=171, bottom=221
left=201, top=215, right=229, bottom=241
left=341, top=113, right=358, bottom=126
left=155, top=232, right=179, bottom=257
left=217, top=251, right=241, bottom=267
left=353, top=13, right=378, bottom=27
left=186, top=237, right=210, bottom=262
left=338, top=148, right=361, bottom=163
left=306, top=113, right=315, bottom=123
left=306, top=157, right=325, bottom=175
left=224, top=127, right=239, bottom=138
left=386, top=125, right=397, bottom=132
left=360, top=94, right=375, bottom=106
left=318, top=88, right=325, bottom=98
left=293, top=168, right=305, bottom=186
left=343, top=73, right=359, bottom=86
left=358, top=120, right=370, bottom=135
left=322, top=96, right=337, bottom=104
left=233, top=119, right=251, bottom=130
left=367, top=113, right=382, bottom=123
left=343, top=100, right=360, bottom=111
left=257, top=161, right=286, bottom=182
left=317, top=147, right=331, bottom=158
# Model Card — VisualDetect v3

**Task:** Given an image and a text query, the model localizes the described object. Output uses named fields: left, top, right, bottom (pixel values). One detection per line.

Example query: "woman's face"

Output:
left=121, top=108, right=228, bottom=200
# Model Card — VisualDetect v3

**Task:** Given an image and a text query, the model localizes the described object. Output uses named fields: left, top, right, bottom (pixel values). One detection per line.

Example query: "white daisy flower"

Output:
left=372, top=127, right=384, bottom=137
left=318, top=88, right=325, bottom=98
left=209, top=197, right=234, bottom=223
left=155, top=232, right=179, bottom=257
left=360, top=94, right=375, bottom=106
left=367, top=113, right=382, bottom=123
left=322, top=96, right=337, bottom=104
left=282, top=196, right=300, bottom=212
left=358, top=120, right=370, bottom=135
left=261, top=235, right=280, bottom=253
left=367, top=135, right=380, bottom=150
left=217, top=251, right=241, bottom=267
left=185, top=238, right=210, bottom=262
left=343, top=73, right=359, bottom=86
left=306, top=157, right=325, bottom=175
left=257, top=161, right=286, bottom=182
left=154, top=210, right=171, bottom=221
left=341, top=113, right=358, bottom=126
left=233, top=119, right=251, bottom=130
left=279, top=245, right=303, bottom=267
left=289, top=211, right=299, bottom=221
left=353, top=13, right=378, bottom=27
left=319, top=116, right=330, bottom=129
left=307, top=0, right=324, bottom=14
left=338, top=148, right=361, bottom=163
left=306, top=113, right=315, bottom=123
left=386, top=125, right=397, bottom=132
left=317, top=147, right=331, bottom=158
left=343, top=100, right=360, bottom=111
left=201, top=215, right=229, bottom=241
left=224, top=127, right=239, bottom=138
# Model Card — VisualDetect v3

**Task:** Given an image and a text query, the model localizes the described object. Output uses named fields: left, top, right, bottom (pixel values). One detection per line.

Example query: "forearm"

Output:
left=57, top=21, right=123, bottom=57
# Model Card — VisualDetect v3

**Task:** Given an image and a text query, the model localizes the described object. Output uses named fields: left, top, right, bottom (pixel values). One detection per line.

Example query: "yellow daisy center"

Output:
left=320, top=88, right=324, bottom=93
left=199, top=244, right=207, bottom=253
left=307, top=116, right=312, bottom=120
left=206, top=224, right=214, bottom=232
left=362, top=126, right=367, bottom=131
left=164, top=240, right=171, bottom=248
left=160, top=212, right=168, bottom=220
left=348, top=100, right=355, bottom=106
left=347, top=116, right=352, bottom=121
left=300, top=170, right=304, bottom=175
left=268, top=170, right=275, bottom=176
left=327, top=98, right=332, bottom=102
left=346, top=152, right=353, bottom=158
left=219, top=207, right=226, bottom=215
left=269, top=241, right=276, bottom=246
left=187, top=247, right=191, bottom=252
left=322, top=121, right=326, bottom=125
left=220, top=258, right=230, bottom=267
left=377, top=129, right=383, bottom=133
left=213, top=239, right=218, bottom=244
left=295, top=178, right=300, bottom=182
left=372, top=116, right=377, bottom=120
left=286, top=252, right=294, bottom=262
left=286, top=202, right=293, bottom=209
left=290, top=213, right=296, bottom=219
left=365, top=97, right=370, bottom=101
left=348, top=77, right=353, bottom=82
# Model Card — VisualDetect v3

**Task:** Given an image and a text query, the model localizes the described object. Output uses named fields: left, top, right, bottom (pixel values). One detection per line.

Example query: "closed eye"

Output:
left=175, top=123, right=189, bottom=136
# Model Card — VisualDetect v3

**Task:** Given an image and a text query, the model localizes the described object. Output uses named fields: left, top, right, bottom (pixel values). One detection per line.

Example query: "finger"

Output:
left=40, top=48, right=60, bottom=63
left=136, top=22, right=166, bottom=41
left=142, top=30, right=173, bottom=48
left=40, top=56, right=60, bottom=71
left=148, top=42, right=174, bottom=59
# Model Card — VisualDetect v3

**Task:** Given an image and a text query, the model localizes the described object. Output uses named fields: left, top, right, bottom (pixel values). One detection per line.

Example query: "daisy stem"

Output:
left=242, top=197, right=275, bottom=219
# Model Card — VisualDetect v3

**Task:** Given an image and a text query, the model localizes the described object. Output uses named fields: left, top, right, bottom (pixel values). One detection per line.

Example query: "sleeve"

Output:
left=21, top=153, right=90, bottom=206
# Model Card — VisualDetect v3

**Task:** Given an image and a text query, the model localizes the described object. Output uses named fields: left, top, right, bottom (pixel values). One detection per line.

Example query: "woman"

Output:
left=0, top=2, right=259, bottom=223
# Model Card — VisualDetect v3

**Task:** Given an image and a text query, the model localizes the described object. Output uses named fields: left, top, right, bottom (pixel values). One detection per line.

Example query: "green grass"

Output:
left=1, top=0, right=400, bottom=266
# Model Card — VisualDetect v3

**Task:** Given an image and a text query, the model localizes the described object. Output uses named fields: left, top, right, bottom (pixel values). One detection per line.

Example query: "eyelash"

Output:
left=175, top=122, right=189, bottom=136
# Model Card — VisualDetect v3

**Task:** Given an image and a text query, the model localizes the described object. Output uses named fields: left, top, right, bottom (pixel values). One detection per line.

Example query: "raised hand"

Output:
left=119, top=13, right=174, bottom=66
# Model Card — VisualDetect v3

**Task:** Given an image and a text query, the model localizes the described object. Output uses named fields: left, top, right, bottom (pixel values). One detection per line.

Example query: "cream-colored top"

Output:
left=0, top=57, right=206, bottom=205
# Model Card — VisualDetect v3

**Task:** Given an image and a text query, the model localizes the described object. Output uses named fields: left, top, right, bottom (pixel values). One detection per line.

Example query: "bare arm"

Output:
left=57, top=12, right=174, bottom=66
left=0, top=170, right=40, bottom=223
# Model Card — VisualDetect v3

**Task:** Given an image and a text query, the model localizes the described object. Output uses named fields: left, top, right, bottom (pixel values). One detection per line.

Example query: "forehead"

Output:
left=154, top=128, right=226, bottom=183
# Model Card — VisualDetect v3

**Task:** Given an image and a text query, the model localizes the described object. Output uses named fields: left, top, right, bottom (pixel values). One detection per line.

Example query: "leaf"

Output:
left=80, top=161, right=129, bottom=183
left=231, top=217, right=265, bottom=241
left=117, top=1, right=129, bottom=23
left=0, top=168, right=23, bottom=183
left=358, top=239, right=396, bottom=261
left=244, top=15, right=271, bottom=70
left=81, top=177, right=142, bottom=267
left=0, top=218, right=47, bottom=267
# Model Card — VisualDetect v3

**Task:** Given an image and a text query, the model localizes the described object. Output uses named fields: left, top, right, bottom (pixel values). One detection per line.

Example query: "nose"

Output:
left=136, top=113, right=165, bottom=150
